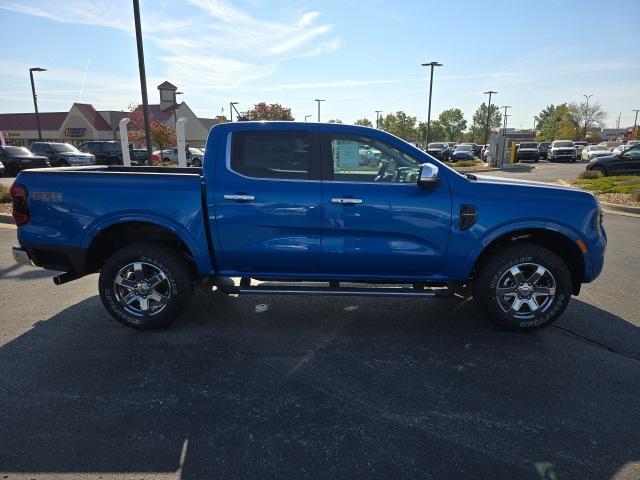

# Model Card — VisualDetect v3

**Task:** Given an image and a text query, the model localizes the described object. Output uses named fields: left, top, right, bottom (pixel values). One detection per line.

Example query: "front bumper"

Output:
left=12, top=246, right=35, bottom=266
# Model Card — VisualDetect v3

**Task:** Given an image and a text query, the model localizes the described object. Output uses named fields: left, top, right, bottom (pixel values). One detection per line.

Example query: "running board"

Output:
left=215, top=279, right=454, bottom=298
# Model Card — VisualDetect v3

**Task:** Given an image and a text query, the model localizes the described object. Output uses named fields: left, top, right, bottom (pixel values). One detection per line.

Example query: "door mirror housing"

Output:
left=417, top=163, right=439, bottom=187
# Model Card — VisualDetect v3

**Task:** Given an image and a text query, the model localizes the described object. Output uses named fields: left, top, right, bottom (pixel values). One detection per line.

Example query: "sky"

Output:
left=1, top=0, right=639, bottom=129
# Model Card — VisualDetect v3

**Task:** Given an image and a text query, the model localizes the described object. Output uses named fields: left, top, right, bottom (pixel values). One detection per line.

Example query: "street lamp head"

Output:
left=421, top=62, right=443, bottom=67
left=314, top=99, right=325, bottom=102
left=483, top=90, right=498, bottom=95
left=30, top=67, right=47, bottom=72
left=230, top=101, right=239, bottom=105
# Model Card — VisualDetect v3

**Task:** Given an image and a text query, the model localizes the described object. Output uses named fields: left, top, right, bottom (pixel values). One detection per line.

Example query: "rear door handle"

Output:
left=224, top=194, right=255, bottom=202
left=331, top=197, right=363, bottom=205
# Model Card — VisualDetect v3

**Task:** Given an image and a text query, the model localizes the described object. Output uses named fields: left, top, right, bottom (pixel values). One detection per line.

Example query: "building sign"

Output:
left=64, top=128, right=86, bottom=138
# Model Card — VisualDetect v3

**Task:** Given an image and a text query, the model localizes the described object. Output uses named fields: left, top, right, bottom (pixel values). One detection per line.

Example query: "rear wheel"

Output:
left=473, top=243, right=572, bottom=332
left=99, top=242, right=194, bottom=330
left=591, top=165, right=607, bottom=176
left=191, top=158, right=202, bottom=167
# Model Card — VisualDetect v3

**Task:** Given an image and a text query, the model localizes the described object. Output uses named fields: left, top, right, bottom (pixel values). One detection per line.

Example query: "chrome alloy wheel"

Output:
left=495, top=263, right=557, bottom=319
left=113, top=262, right=171, bottom=317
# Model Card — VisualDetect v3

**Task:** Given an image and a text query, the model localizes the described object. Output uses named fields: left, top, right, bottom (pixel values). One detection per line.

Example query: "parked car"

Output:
left=470, top=143, right=482, bottom=157
left=30, top=142, right=96, bottom=167
left=442, top=142, right=457, bottom=161
left=450, top=144, right=475, bottom=162
left=537, top=142, right=550, bottom=160
left=160, top=146, right=205, bottom=167
left=586, top=144, right=640, bottom=176
left=516, top=142, right=540, bottom=163
left=582, top=145, right=612, bottom=162
left=0, top=145, right=50, bottom=176
left=78, top=141, right=123, bottom=165
left=426, top=142, right=448, bottom=160
left=574, top=141, right=588, bottom=159
left=10, top=121, right=606, bottom=333
left=548, top=140, right=577, bottom=163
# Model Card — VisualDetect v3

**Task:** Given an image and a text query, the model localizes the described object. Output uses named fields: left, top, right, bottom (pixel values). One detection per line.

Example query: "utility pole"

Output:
left=421, top=61, right=443, bottom=145
left=304, top=115, right=311, bottom=122
left=482, top=91, right=498, bottom=146
left=583, top=94, right=593, bottom=140
left=133, top=0, right=153, bottom=165
left=314, top=99, right=325, bottom=122
left=375, top=110, right=382, bottom=129
left=533, top=116, right=537, bottom=133
left=633, top=109, right=640, bottom=139
left=230, top=102, right=239, bottom=122
left=501, top=106, right=511, bottom=136
left=29, top=67, right=46, bottom=140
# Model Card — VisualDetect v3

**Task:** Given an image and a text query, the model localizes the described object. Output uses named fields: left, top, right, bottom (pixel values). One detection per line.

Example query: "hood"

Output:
left=473, top=174, right=593, bottom=197
left=518, top=147, right=538, bottom=151
left=58, top=151, right=93, bottom=158
left=10, top=154, right=49, bottom=161
left=591, top=154, right=617, bottom=162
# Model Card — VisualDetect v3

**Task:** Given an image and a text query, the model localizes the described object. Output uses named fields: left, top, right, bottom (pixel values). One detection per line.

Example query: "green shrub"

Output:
left=453, top=160, right=478, bottom=168
left=0, top=184, right=10, bottom=203
left=578, top=170, right=603, bottom=180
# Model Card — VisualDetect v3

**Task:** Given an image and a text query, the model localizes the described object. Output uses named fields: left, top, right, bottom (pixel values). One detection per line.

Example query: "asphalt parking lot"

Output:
left=1, top=216, right=639, bottom=479
left=0, top=161, right=639, bottom=479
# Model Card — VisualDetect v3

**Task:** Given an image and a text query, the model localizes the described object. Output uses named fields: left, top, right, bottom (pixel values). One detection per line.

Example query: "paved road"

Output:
left=487, top=160, right=587, bottom=183
left=0, top=211, right=638, bottom=479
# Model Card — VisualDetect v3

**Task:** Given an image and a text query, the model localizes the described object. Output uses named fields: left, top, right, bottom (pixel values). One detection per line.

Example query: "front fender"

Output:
left=459, top=220, right=590, bottom=279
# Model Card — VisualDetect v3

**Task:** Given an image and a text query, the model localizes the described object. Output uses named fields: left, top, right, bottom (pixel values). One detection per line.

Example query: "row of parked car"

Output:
left=425, top=142, right=484, bottom=162
left=0, top=141, right=205, bottom=177
left=516, top=139, right=640, bottom=163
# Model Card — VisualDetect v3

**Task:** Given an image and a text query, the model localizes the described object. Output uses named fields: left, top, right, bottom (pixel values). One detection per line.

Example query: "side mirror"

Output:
left=417, top=163, right=439, bottom=187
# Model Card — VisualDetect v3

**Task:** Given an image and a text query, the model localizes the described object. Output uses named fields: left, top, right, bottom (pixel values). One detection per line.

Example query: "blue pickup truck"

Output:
left=10, top=122, right=606, bottom=332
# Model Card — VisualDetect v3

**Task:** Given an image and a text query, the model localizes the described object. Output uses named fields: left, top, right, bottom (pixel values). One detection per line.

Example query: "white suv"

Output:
left=548, top=140, right=577, bottom=163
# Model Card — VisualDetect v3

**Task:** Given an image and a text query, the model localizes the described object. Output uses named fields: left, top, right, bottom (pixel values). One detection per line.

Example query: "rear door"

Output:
left=319, top=130, right=452, bottom=279
left=211, top=127, right=323, bottom=276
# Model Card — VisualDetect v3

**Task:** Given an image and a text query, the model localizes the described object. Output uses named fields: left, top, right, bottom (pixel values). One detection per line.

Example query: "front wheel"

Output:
left=591, top=165, right=607, bottom=176
left=99, top=242, right=194, bottom=329
left=473, top=243, right=572, bottom=332
left=191, top=158, right=202, bottom=167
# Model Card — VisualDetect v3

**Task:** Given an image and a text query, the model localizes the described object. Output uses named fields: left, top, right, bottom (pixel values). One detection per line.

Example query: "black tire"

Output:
left=473, top=242, right=572, bottom=332
left=192, top=158, right=202, bottom=167
left=591, top=165, right=607, bottom=176
left=99, top=242, right=194, bottom=330
left=6, top=163, right=20, bottom=177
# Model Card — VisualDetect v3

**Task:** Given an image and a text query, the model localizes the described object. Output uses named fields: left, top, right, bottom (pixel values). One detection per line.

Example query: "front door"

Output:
left=212, top=128, right=322, bottom=277
left=319, top=130, right=452, bottom=280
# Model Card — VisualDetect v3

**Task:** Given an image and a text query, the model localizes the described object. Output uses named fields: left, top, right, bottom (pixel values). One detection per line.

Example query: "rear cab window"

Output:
left=231, top=132, right=315, bottom=180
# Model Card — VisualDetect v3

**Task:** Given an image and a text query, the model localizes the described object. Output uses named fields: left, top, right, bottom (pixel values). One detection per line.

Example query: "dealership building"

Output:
left=0, top=81, right=220, bottom=148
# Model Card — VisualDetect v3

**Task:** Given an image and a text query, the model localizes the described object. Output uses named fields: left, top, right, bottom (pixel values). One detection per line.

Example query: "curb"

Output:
left=0, top=213, right=14, bottom=225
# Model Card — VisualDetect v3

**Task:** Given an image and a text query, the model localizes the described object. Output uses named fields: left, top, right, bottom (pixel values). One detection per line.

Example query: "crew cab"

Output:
left=78, top=141, right=123, bottom=165
left=548, top=140, right=578, bottom=162
left=10, top=122, right=607, bottom=332
left=516, top=142, right=540, bottom=162
left=30, top=142, right=96, bottom=167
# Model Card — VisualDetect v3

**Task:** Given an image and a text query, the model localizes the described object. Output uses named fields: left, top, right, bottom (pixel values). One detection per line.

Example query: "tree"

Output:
left=379, top=111, right=419, bottom=140
left=354, top=118, right=372, bottom=127
left=127, top=104, right=176, bottom=163
left=567, top=101, right=607, bottom=140
left=472, top=102, right=502, bottom=137
left=240, top=102, right=294, bottom=121
left=535, top=104, right=574, bottom=141
left=437, top=108, right=467, bottom=141
left=327, top=119, right=343, bottom=124
left=419, top=120, right=446, bottom=143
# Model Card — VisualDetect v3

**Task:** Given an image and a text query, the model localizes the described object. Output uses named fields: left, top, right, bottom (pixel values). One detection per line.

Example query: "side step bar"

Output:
left=215, top=279, right=454, bottom=298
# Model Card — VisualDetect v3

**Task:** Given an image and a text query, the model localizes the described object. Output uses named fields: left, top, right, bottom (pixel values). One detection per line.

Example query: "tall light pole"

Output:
left=616, top=112, right=622, bottom=139
left=421, top=61, right=443, bottom=145
left=29, top=67, right=46, bottom=140
left=632, top=109, right=640, bottom=139
left=483, top=90, right=498, bottom=147
left=304, top=114, right=312, bottom=122
left=133, top=0, right=153, bottom=165
left=533, top=116, right=538, bottom=133
left=375, top=110, right=382, bottom=129
left=501, top=106, right=511, bottom=135
left=583, top=94, right=593, bottom=139
left=315, top=99, right=325, bottom=122
left=229, top=102, right=239, bottom=122
left=173, top=91, right=183, bottom=128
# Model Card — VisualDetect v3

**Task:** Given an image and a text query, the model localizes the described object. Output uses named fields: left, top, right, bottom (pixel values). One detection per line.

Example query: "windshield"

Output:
left=103, top=143, right=121, bottom=151
left=553, top=141, right=574, bottom=148
left=428, top=143, right=445, bottom=149
left=52, top=143, right=79, bottom=153
left=520, top=143, right=538, bottom=148
left=591, top=146, right=609, bottom=151
left=455, top=145, right=472, bottom=151
left=3, top=146, right=32, bottom=156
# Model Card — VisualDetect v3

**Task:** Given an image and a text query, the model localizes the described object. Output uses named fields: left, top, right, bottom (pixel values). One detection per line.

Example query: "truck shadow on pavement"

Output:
left=0, top=292, right=638, bottom=479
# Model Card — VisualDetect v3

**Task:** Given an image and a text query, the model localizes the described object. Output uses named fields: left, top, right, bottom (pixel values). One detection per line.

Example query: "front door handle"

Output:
left=224, top=194, right=255, bottom=202
left=331, top=197, right=363, bottom=205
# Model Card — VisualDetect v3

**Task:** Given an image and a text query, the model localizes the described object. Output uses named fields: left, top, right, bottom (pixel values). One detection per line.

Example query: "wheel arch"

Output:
left=83, top=218, right=202, bottom=276
left=466, top=225, right=586, bottom=295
